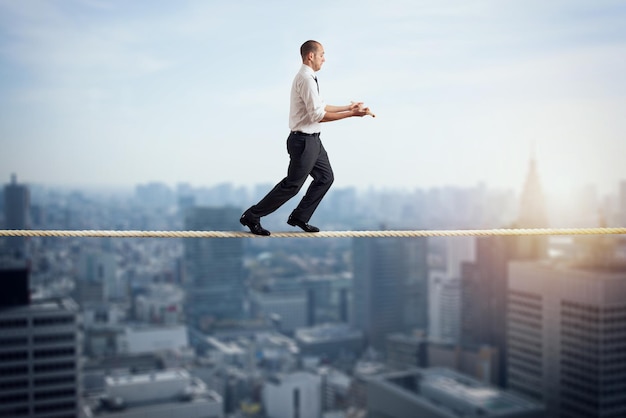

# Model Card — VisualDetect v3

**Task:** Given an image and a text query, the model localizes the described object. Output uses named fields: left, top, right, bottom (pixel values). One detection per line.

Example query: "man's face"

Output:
left=311, top=45, right=325, bottom=71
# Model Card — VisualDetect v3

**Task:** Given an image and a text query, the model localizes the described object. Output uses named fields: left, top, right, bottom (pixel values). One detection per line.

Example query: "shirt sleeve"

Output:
left=299, top=76, right=326, bottom=123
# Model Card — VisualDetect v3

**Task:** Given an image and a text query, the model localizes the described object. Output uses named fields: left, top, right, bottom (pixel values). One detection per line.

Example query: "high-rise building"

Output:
left=2, top=174, right=30, bottom=260
left=619, top=180, right=626, bottom=226
left=429, top=238, right=474, bottom=345
left=0, top=268, right=81, bottom=418
left=515, top=155, right=549, bottom=259
left=508, top=244, right=626, bottom=417
left=183, top=207, right=244, bottom=333
left=428, top=271, right=461, bottom=344
left=351, top=237, right=428, bottom=350
left=460, top=235, right=514, bottom=387
left=460, top=154, right=549, bottom=388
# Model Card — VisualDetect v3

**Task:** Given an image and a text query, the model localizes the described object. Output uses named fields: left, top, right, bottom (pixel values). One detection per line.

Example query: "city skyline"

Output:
left=1, top=1, right=626, bottom=197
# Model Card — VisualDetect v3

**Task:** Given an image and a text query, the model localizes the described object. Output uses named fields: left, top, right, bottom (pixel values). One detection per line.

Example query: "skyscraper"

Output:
left=618, top=180, right=626, bottom=226
left=351, top=237, right=428, bottom=350
left=429, top=237, right=474, bottom=344
left=515, top=155, right=549, bottom=259
left=460, top=235, right=514, bottom=387
left=183, top=207, right=244, bottom=333
left=460, top=154, right=549, bottom=387
left=508, top=241, right=626, bottom=417
left=3, top=174, right=30, bottom=260
left=428, top=271, right=461, bottom=344
left=0, top=268, right=81, bottom=418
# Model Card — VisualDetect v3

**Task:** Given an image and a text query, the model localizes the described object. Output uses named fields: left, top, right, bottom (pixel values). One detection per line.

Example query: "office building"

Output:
left=2, top=174, right=30, bottom=260
left=429, top=270, right=462, bottom=344
left=351, top=237, right=428, bottom=350
left=183, top=207, right=244, bottom=333
left=82, top=369, right=223, bottom=418
left=460, top=155, right=549, bottom=387
left=0, top=268, right=81, bottom=418
left=302, top=273, right=351, bottom=326
left=74, top=250, right=117, bottom=304
left=295, top=323, right=364, bottom=362
left=250, top=287, right=307, bottom=333
left=367, top=367, right=545, bottom=418
left=263, top=371, right=322, bottom=418
left=508, top=251, right=626, bottom=417
left=386, top=332, right=500, bottom=386
left=386, top=332, right=427, bottom=371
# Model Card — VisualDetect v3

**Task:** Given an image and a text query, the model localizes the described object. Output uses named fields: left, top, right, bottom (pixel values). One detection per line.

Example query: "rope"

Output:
left=1, top=228, right=625, bottom=239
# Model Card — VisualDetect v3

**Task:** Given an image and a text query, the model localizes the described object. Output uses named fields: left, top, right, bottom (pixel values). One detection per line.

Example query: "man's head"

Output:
left=301, top=40, right=325, bottom=72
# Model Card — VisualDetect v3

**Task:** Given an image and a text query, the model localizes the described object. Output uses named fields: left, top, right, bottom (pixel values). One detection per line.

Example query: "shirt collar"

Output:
left=301, top=64, right=316, bottom=78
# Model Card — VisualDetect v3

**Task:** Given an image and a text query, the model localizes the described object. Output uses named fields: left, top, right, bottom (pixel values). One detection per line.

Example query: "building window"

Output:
left=33, top=316, right=74, bottom=327
left=0, top=318, right=28, bottom=328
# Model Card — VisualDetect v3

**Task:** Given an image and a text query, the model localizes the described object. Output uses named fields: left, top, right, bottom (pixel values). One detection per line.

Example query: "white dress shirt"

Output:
left=288, top=64, right=326, bottom=134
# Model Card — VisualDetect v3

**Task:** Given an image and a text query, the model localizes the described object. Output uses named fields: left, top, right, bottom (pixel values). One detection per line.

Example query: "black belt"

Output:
left=290, top=131, right=319, bottom=137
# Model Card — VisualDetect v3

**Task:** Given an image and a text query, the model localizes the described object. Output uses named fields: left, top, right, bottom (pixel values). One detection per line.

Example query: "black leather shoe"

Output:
left=287, top=216, right=320, bottom=233
left=240, top=213, right=270, bottom=236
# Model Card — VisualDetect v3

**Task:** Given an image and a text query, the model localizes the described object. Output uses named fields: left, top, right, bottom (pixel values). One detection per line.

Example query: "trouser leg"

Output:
left=290, top=140, right=334, bottom=222
left=246, top=134, right=319, bottom=220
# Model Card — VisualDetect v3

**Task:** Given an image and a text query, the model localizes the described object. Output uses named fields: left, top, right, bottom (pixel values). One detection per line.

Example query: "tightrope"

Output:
left=1, top=228, right=625, bottom=239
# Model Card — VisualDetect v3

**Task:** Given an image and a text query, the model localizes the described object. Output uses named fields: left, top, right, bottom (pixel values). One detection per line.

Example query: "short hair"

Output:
left=300, top=40, right=320, bottom=60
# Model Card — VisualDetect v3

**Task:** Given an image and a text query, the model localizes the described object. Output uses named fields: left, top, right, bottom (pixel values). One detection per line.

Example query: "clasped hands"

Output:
left=350, top=101, right=376, bottom=118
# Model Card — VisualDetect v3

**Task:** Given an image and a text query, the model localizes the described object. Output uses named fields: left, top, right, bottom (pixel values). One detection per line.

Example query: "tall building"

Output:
left=460, top=154, right=549, bottom=387
left=429, top=237, right=474, bottom=345
left=508, top=243, right=626, bottom=417
left=619, top=180, right=626, bottom=226
left=74, top=250, right=117, bottom=304
left=0, top=268, right=81, bottom=418
left=460, top=235, right=514, bottom=387
left=2, top=174, right=30, bottom=260
left=183, top=207, right=244, bottom=333
left=428, top=271, right=461, bottom=344
left=515, top=155, right=549, bottom=259
left=351, top=237, right=428, bottom=350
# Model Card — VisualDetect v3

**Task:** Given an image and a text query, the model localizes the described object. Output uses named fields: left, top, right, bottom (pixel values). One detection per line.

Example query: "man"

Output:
left=240, top=40, right=373, bottom=236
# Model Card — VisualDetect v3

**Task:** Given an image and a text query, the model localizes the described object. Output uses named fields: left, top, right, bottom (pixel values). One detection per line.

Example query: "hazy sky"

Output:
left=1, top=0, right=625, bottom=196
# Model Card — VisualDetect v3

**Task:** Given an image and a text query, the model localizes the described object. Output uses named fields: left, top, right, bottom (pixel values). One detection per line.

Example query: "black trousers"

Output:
left=247, top=131, right=334, bottom=223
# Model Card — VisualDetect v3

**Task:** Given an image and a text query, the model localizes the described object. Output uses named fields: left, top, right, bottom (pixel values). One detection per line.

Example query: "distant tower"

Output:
left=183, top=207, right=244, bottom=334
left=515, top=153, right=549, bottom=259
left=460, top=152, right=548, bottom=387
left=3, top=174, right=30, bottom=260
left=620, top=180, right=626, bottom=226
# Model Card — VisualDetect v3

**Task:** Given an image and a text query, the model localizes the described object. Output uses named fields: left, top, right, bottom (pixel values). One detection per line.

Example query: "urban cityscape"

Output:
left=2, top=156, right=626, bottom=418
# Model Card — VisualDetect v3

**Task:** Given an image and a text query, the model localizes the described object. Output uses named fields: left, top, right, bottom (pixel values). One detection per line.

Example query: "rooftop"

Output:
left=373, top=367, right=544, bottom=417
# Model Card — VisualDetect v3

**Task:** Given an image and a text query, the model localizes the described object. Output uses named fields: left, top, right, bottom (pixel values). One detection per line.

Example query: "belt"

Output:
left=290, top=131, right=319, bottom=137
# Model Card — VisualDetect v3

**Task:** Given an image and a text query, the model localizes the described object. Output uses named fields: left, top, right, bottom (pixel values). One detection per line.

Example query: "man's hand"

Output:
left=351, top=101, right=375, bottom=118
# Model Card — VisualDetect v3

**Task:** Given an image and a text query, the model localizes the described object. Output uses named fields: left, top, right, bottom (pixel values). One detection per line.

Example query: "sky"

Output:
left=1, top=0, right=626, bottom=197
